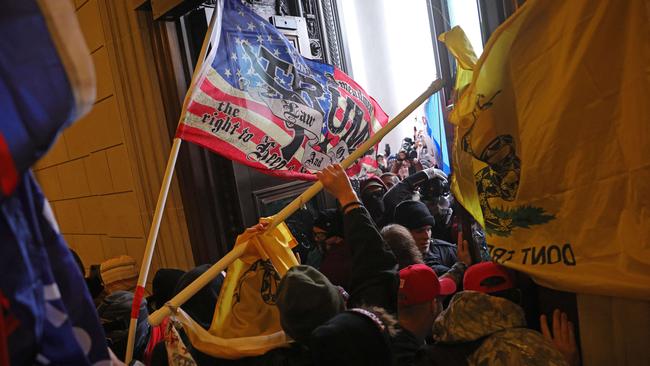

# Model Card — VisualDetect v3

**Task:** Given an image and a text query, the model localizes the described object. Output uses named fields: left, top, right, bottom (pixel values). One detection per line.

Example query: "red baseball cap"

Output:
left=398, top=264, right=456, bottom=306
left=463, top=262, right=515, bottom=293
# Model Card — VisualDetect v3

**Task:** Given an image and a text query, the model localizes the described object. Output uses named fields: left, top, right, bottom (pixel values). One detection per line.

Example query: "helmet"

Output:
left=420, top=176, right=454, bottom=226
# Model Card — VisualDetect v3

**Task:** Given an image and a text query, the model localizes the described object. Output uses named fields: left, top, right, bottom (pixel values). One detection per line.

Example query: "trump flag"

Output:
left=176, top=0, right=388, bottom=180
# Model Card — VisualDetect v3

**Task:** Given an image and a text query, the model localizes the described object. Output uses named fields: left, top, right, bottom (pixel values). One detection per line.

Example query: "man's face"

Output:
left=410, top=225, right=432, bottom=253
left=314, top=227, right=343, bottom=251
left=313, top=227, right=327, bottom=247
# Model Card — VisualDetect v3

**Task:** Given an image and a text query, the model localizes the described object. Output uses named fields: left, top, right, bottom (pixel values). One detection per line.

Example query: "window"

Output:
left=447, top=0, right=484, bottom=55
left=338, top=0, right=438, bottom=154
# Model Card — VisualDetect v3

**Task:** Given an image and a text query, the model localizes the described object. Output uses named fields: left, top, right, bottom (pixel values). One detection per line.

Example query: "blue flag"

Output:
left=424, top=92, right=451, bottom=174
left=1, top=174, right=110, bottom=365
left=0, top=1, right=107, bottom=364
left=0, top=0, right=95, bottom=200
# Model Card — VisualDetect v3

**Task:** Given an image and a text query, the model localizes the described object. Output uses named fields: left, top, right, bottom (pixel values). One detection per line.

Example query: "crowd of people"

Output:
left=285, top=162, right=579, bottom=366
left=80, top=136, right=580, bottom=366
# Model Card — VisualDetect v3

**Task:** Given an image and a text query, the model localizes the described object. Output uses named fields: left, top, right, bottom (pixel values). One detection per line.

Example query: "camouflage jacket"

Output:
left=431, top=291, right=568, bottom=366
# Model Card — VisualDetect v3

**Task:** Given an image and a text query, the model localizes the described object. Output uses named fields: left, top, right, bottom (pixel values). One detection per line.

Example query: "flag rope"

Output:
left=148, top=79, right=444, bottom=327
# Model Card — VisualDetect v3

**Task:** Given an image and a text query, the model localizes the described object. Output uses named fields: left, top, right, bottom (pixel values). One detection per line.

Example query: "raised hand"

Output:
left=316, top=164, right=359, bottom=209
left=244, top=221, right=269, bottom=235
left=540, top=309, right=580, bottom=366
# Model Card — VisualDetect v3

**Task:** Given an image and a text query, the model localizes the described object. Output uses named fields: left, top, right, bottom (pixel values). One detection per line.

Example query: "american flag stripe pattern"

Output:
left=176, top=0, right=388, bottom=180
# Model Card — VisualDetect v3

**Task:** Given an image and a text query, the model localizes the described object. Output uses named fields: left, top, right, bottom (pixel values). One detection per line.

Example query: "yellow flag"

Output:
left=438, top=26, right=477, bottom=95
left=446, top=0, right=650, bottom=299
left=177, top=218, right=299, bottom=359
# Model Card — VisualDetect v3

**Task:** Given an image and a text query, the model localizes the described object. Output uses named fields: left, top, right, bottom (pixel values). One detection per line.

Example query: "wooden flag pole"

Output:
left=148, top=79, right=444, bottom=326
left=148, top=240, right=249, bottom=326
left=124, top=5, right=221, bottom=363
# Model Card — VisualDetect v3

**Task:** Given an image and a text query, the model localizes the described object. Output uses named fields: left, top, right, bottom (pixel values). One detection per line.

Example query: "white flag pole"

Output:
left=148, top=79, right=444, bottom=327
left=124, top=3, right=222, bottom=363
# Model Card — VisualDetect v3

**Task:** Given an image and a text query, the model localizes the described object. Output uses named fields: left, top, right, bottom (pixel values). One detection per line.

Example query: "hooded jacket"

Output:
left=429, top=291, right=568, bottom=366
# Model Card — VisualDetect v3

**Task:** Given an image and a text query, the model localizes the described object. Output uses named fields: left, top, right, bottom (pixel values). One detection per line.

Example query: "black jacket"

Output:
left=345, top=206, right=399, bottom=314
left=382, top=171, right=430, bottom=223
left=423, top=239, right=458, bottom=276
left=391, top=325, right=424, bottom=366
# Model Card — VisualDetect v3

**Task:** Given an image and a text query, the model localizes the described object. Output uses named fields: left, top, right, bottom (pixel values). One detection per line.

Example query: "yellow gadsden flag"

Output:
left=176, top=219, right=299, bottom=359
left=445, top=0, right=650, bottom=299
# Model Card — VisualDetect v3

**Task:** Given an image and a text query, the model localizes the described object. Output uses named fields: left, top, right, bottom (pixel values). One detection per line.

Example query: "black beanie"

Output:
left=394, top=200, right=435, bottom=230
left=276, top=265, right=345, bottom=344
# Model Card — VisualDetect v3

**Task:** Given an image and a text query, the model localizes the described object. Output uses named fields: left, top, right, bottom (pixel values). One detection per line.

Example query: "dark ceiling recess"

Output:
left=150, top=0, right=209, bottom=20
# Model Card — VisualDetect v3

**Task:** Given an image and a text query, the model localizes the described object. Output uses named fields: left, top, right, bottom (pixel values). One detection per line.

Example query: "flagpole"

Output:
left=148, top=79, right=444, bottom=327
left=124, top=4, right=221, bottom=363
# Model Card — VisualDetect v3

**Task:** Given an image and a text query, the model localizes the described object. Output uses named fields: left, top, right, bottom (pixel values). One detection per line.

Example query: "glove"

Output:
left=423, top=167, right=448, bottom=182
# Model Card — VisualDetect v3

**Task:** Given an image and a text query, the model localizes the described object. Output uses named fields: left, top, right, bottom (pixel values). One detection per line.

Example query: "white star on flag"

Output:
left=273, top=48, right=280, bottom=57
left=267, top=35, right=273, bottom=42
left=231, top=53, right=237, bottom=60
left=247, top=22, right=256, bottom=30
left=224, top=69, right=232, bottom=77
left=257, top=35, right=264, bottom=43
left=238, top=10, right=245, bottom=16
